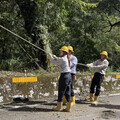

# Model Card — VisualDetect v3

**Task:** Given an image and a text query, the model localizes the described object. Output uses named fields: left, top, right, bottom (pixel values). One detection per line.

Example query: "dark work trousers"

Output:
left=90, top=72, right=104, bottom=96
left=58, top=73, right=72, bottom=102
left=71, top=73, right=75, bottom=97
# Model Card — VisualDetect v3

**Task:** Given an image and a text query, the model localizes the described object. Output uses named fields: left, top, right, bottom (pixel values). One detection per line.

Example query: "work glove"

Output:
left=49, top=53, right=57, bottom=59
left=48, top=53, right=53, bottom=58
left=52, top=55, right=57, bottom=59
left=87, top=64, right=92, bottom=67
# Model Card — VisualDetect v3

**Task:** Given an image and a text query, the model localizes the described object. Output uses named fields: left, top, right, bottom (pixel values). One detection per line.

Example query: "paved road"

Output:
left=0, top=95, right=120, bottom=120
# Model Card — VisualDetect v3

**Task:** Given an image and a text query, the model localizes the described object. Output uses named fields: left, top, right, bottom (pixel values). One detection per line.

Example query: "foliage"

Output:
left=0, top=0, right=120, bottom=71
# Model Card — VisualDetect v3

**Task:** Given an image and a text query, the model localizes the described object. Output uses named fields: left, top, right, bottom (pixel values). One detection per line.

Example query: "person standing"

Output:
left=63, top=46, right=78, bottom=107
left=49, top=46, right=72, bottom=112
left=86, top=51, right=109, bottom=105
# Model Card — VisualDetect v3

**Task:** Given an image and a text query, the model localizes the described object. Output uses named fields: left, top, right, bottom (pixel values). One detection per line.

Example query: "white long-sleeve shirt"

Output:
left=88, top=59, right=109, bottom=75
left=50, top=55, right=71, bottom=73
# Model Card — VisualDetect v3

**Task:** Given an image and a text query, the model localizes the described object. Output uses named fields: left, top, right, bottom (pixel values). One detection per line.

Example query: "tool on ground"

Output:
left=13, top=97, right=29, bottom=103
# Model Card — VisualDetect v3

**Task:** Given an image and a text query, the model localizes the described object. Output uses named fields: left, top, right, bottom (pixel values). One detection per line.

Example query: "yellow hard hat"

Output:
left=60, top=46, right=69, bottom=53
left=100, top=51, right=108, bottom=58
left=68, top=46, right=74, bottom=53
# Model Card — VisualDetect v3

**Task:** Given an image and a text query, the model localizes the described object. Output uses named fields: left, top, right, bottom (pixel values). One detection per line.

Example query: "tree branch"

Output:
left=113, top=6, right=120, bottom=13
left=105, top=20, right=120, bottom=32
left=19, top=44, right=41, bottom=69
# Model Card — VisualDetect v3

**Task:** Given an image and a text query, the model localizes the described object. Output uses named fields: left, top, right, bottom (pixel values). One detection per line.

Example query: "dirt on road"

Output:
left=0, top=95, right=120, bottom=120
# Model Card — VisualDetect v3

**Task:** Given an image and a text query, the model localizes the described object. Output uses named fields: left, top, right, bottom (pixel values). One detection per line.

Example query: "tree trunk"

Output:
left=15, top=0, right=52, bottom=70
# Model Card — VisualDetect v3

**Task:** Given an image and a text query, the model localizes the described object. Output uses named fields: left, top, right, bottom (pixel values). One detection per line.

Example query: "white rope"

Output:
left=0, top=25, right=49, bottom=54
left=77, top=63, right=88, bottom=67
left=0, top=25, right=89, bottom=67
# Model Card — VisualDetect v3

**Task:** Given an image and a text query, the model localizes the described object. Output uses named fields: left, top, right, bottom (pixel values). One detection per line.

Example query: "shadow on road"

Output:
left=90, top=103, right=120, bottom=110
left=76, top=100, right=120, bottom=110
left=75, top=100, right=91, bottom=104
left=8, top=106, right=53, bottom=112
left=0, top=100, right=56, bottom=112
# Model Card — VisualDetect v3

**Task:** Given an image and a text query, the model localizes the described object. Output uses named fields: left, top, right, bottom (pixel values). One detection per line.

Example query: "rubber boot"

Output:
left=63, top=102, right=71, bottom=112
left=86, top=93, right=94, bottom=102
left=92, top=96, right=98, bottom=105
left=63, top=96, right=66, bottom=105
left=71, top=96, right=75, bottom=107
left=53, top=102, right=62, bottom=111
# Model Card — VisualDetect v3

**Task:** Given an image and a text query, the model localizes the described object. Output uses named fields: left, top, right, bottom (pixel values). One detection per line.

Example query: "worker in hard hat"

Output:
left=63, top=46, right=78, bottom=107
left=49, top=46, right=72, bottom=112
left=86, top=51, right=109, bottom=105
